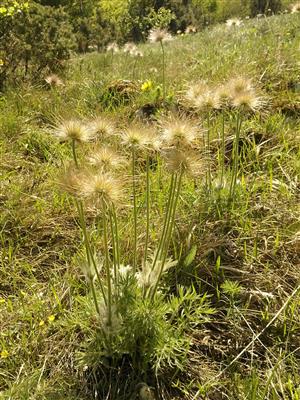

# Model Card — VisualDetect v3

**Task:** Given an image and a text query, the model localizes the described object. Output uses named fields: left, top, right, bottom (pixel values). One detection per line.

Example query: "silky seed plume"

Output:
left=164, top=148, right=205, bottom=177
left=88, top=116, right=115, bottom=139
left=148, top=28, right=173, bottom=43
left=87, top=146, right=127, bottom=172
left=159, top=115, right=200, bottom=149
left=232, top=91, right=265, bottom=113
left=80, top=172, right=124, bottom=208
left=121, top=125, right=149, bottom=149
left=53, top=120, right=94, bottom=143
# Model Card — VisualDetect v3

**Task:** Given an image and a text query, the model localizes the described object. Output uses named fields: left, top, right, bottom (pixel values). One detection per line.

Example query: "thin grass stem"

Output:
left=151, top=173, right=177, bottom=273
left=160, top=40, right=166, bottom=101
left=71, top=139, right=106, bottom=304
left=109, top=209, right=117, bottom=287
left=132, top=147, right=137, bottom=272
left=228, top=112, right=242, bottom=205
left=151, top=170, right=183, bottom=299
left=101, top=200, right=112, bottom=328
left=112, top=205, right=120, bottom=268
left=220, top=112, right=225, bottom=188
left=71, top=139, right=78, bottom=168
left=144, top=154, right=150, bottom=266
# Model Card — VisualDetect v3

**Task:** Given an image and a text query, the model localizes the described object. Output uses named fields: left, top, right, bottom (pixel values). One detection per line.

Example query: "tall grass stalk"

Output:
left=220, top=112, right=226, bottom=188
left=228, top=112, right=242, bottom=204
left=150, top=171, right=183, bottom=299
left=206, top=113, right=212, bottom=191
left=111, top=205, right=120, bottom=268
left=109, top=210, right=118, bottom=286
left=101, top=199, right=112, bottom=329
left=151, top=173, right=177, bottom=274
left=132, top=147, right=137, bottom=272
left=71, top=139, right=106, bottom=305
left=160, top=40, right=166, bottom=101
left=144, top=154, right=150, bottom=266
left=160, top=169, right=183, bottom=264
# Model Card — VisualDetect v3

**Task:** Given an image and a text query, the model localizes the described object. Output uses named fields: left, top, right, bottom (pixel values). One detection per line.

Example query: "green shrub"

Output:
left=0, top=2, right=75, bottom=89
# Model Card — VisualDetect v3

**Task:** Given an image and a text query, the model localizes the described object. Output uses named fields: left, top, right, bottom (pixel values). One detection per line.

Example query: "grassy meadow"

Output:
left=1, top=12, right=300, bottom=400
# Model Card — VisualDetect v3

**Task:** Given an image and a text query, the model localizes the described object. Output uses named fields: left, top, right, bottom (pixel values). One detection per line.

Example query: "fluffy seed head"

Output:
left=80, top=172, right=123, bottom=207
left=106, top=42, right=119, bottom=53
left=54, top=120, right=94, bottom=143
left=159, top=115, right=200, bottom=149
left=185, top=81, right=209, bottom=105
left=60, top=166, right=87, bottom=196
left=193, top=91, right=221, bottom=112
left=226, top=18, right=242, bottom=27
left=123, top=42, right=137, bottom=54
left=185, top=25, right=197, bottom=34
left=232, top=91, right=265, bottom=112
left=228, top=77, right=254, bottom=97
left=87, top=146, right=127, bottom=172
left=144, top=129, right=163, bottom=152
left=131, top=49, right=144, bottom=57
left=121, top=125, right=149, bottom=149
left=291, top=2, right=300, bottom=12
left=215, top=84, right=232, bottom=108
left=88, top=116, right=115, bottom=139
left=45, top=74, right=64, bottom=87
left=148, top=28, right=173, bottom=43
left=164, top=148, right=205, bottom=177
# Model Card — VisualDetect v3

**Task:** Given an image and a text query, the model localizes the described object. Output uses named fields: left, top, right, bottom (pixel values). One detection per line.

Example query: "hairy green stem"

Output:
left=71, top=139, right=78, bottom=168
left=151, top=173, right=177, bottom=273
left=132, top=147, right=137, bottom=272
left=102, top=200, right=112, bottom=328
left=207, top=113, right=212, bottom=191
left=160, top=40, right=166, bottom=101
left=71, top=139, right=106, bottom=304
left=109, top=209, right=117, bottom=287
left=228, top=112, right=242, bottom=204
left=144, top=154, right=150, bottom=266
left=161, top=170, right=183, bottom=262
left=151, top=170, right=183, bottom=299
left=112, top=206, right=120, bottom=268
left=220, top=112, right=225, bottom=188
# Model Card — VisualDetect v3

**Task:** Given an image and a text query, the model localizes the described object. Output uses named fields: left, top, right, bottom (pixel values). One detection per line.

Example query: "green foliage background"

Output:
left=0, top=0, right=296, bottom=88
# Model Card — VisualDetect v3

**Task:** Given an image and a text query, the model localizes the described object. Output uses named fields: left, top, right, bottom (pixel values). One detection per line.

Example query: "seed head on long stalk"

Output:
left=53, top=120, right=94, bottom=143
left=87, top=146, right=127, bottom=172
left=148, top=28, right=173, bottom=43
left=106, top=42, right=119, bottom=53
left=121, top=124, right=149, bottom=150
left=193, top=91, right=221, bottom=113
left=159, top=115, right=201, bottom=149
left=184, top=81, right=209, bottom=106
left=61, top=168, right=124, bottom=208
left=123, top=42, right=137, bottom=54
left=88, top=116, right=115, bottom=140
left=164, top=148, right=206, bottom=178
left=227, top=77, right=254, bottom=97
left=80, top=172, right=124, bottom=209
left=232, top=91, right=266, bottom=113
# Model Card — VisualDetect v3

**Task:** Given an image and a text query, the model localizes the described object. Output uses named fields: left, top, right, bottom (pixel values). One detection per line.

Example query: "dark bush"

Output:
left=0, top=2, right=76, bottom=89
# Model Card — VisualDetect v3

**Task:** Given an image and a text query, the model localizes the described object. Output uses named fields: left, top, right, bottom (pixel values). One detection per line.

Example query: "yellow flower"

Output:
left=141, top=80, right=153, bottom=92
left=39, top=320, right=45, bottom=327
left=1, top=350, right=9, bottom=359
left=0, top=59, right=4, bottom=67
left=48, top=315, right=55, bottom=323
